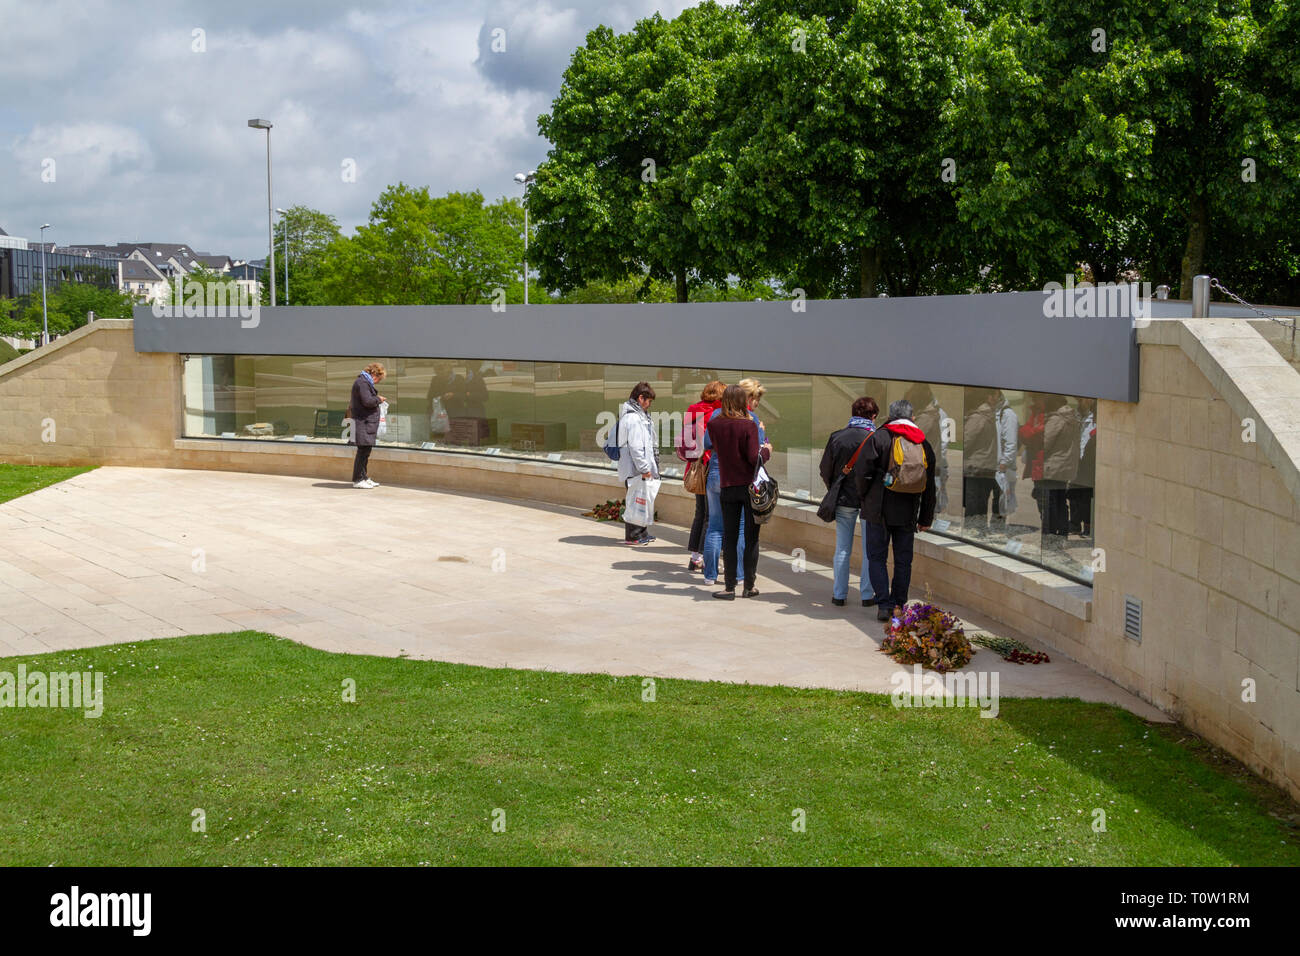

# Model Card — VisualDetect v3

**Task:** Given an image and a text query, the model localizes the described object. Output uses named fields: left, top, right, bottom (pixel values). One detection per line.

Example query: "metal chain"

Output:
left=1208, top=277, right=1296, bottom=327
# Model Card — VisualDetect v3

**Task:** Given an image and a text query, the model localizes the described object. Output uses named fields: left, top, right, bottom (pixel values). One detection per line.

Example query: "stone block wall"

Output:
left=1094, top=320, right=1300, bottom=798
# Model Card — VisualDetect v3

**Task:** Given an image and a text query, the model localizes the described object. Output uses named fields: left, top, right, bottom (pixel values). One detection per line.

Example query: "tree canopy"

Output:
left=317, top=186, right=524, bottom=305
left=529, top=0, right=1300, bottom=303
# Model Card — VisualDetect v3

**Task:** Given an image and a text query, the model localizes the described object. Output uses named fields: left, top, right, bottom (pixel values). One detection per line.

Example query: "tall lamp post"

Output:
left=39, top=223, right=51, bottom=346
left=247, top=119, right=276, bottom=306
left=513, top=170, right=535, bottom=304
left=276, top=207, right=289, bottom=305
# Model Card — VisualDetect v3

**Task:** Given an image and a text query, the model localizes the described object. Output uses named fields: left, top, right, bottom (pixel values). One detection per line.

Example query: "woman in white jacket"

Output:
left=618, top=381, right=660, bottom=545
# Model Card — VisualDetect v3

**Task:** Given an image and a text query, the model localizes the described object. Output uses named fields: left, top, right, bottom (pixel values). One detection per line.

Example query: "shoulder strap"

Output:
left=841, top=433, right=872, bottom=475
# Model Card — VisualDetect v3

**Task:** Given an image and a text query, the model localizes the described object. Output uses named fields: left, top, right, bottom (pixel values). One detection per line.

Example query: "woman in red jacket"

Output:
left=1019, top=393, right=1052, bottom=534
left=705, top=384, right=771, bottom=599
left=680, top=380, right=724, bottom=571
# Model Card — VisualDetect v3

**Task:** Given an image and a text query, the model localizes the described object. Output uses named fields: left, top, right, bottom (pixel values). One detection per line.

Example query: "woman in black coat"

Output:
left=348, top=362, right=387, bottom=488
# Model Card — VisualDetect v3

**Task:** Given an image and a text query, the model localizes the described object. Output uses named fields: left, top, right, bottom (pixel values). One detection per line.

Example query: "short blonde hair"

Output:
left=365, top=362, right=386, bottom=379
left=738, top=377, right=765, bottom=405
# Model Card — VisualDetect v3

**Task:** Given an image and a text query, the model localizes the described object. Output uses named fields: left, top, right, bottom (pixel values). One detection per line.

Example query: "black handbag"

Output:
left=749, top=455, right=779, bottom=524
left=816, top=434, right=871, bottom=522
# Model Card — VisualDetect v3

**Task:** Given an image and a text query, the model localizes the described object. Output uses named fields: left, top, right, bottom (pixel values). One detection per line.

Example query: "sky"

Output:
left=0, top=0, right=703, bottom=260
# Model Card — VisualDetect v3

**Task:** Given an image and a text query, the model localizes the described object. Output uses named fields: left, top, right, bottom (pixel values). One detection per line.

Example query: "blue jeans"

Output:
left=833, top=506, right=874, bottom=601
left=702, top=465, right=744, bottom=581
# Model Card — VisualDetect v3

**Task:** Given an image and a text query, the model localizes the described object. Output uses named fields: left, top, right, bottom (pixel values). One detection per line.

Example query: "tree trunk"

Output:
left=1179, top=192, right=1208, bottom=299
left=859, top=246, right=881, bottom=298
left=675, top=268, right=688, bottom=303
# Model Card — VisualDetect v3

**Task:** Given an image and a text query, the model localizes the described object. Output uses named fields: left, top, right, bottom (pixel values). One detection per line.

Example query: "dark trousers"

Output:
left=865, top=521, right=915, bottom=612
left=720, top=485, right=759, bottom=590
left=963, top=474, right=999, bottom=523
left=1038, top=479, right=1070, bottom=538
left=688, top=493, right=708, bottom=552
left=1067, top=484, right=1093, bottom=535
left=352, top=444, right=373, bottom=482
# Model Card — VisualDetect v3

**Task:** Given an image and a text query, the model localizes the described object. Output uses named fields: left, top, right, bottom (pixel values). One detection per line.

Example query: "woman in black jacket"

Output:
left=705, top=385, right=771, bottom=599
left=348, top=362, right=387, bottom=489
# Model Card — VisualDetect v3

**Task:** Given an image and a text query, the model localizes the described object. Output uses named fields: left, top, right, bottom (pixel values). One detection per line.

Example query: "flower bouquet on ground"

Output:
left=583, top=499, right=625, bottom=521
left=970, top=633, right=1050, bottom=664
left=582, top=500, right=659, bottom=522
left=880, top=601, right=974, bottom=672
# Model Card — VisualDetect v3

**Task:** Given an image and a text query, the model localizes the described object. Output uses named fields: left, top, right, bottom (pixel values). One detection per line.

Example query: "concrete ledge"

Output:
left=0, top=319, right=133, bottom=378
left=1139, top=317, right=1300, bottom=504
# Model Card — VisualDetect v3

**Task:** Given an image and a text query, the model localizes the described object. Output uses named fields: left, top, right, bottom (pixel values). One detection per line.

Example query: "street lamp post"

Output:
left=39, top=223, right=51, bottom=346
left=276, top=208, right=289, bottom=305
left=513, top=170, right=536, bottom=304
left=247, top=119, right=276, bottom=306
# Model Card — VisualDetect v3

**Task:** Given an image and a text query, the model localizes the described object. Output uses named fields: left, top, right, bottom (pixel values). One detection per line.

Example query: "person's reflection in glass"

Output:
left=906, top=383, right=950, bottom=514
left=962, top=387, right=1016, bottom=536
left=1041, top=395, right=1083, bottom=552
left=1068, top=397, right=1097, bottom=539
left=427, top=360, right=489, bottom=421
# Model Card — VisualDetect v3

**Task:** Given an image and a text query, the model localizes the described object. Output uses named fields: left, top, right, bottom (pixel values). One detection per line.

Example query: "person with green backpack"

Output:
left=853, top=398, right=938, bottom=622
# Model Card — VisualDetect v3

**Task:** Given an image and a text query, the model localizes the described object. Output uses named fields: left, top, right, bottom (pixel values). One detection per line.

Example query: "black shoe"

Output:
left=832, top=598, right=845, bottom=607
left=713, top=589, right=735, bottom=600
left=742, top=587, right=760, bottom=598
left=863, top=598, right=879, bottom=607
left=876, top=604, right=892, bottom=622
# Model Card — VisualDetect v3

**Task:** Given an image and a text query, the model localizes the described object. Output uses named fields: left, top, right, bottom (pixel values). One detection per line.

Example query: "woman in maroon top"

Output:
left=705, top=385, right=771, bottom=599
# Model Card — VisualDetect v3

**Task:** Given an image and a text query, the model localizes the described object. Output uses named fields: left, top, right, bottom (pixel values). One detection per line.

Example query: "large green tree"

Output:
left=319, top=186, right=523, bottom=305
left=948, top=0, right=1300, bottom=300
left=530, top=2, right=751, bottom=302
left=691, top=0, right=974, bottom=298
left=272, top=205, right=343, bottom=305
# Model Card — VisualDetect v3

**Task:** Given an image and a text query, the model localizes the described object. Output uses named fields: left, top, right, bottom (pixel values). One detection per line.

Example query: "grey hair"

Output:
left=888, top=399, right=914, bottom=421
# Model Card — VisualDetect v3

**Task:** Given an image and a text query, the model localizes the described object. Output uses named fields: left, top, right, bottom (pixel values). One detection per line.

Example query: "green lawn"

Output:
left=0, top=339, right=19, bottom=365
left=0, top=463, right=96, bottom=504
left=0, top=631, right=1294, bottom=866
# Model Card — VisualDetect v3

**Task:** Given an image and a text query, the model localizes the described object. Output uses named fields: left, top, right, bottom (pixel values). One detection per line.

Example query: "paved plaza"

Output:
left=0, top=467, right=1165, bottom=719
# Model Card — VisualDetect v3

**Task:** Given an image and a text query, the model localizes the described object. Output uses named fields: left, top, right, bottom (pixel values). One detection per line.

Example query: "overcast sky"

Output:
left=0, top=0, right=702, bottom=259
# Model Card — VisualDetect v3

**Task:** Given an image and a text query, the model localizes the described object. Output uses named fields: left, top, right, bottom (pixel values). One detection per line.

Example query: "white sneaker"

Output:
left=354, top=479, right=375, bottom=489
left=366, top=478, right=380, bottom=488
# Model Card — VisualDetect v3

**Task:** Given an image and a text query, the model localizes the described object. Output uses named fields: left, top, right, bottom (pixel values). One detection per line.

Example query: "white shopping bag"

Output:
left=624, top=476, right=661, bottom=527
left=995, top=470, right=1017, bottom=515
left=376, top=400, right=389, bottom=439
left=430, top=397, right=450, bottom=435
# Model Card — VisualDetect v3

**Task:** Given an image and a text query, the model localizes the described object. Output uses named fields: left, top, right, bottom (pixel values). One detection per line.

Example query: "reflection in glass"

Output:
left=177, top=354, right=1099, bottom=583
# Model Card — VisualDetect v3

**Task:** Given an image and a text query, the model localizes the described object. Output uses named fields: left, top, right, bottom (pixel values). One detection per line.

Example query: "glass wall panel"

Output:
left=178, top=353, right=1098, bottom=585
left=240, top=355, right=327, bottom=438
left=744, top=370, right=813, bottom=498
left=536, top=362, right=606, bottom=463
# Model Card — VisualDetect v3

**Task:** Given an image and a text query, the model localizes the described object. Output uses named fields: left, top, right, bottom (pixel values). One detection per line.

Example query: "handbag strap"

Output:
left=841, top=433, right=872, bottom=475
